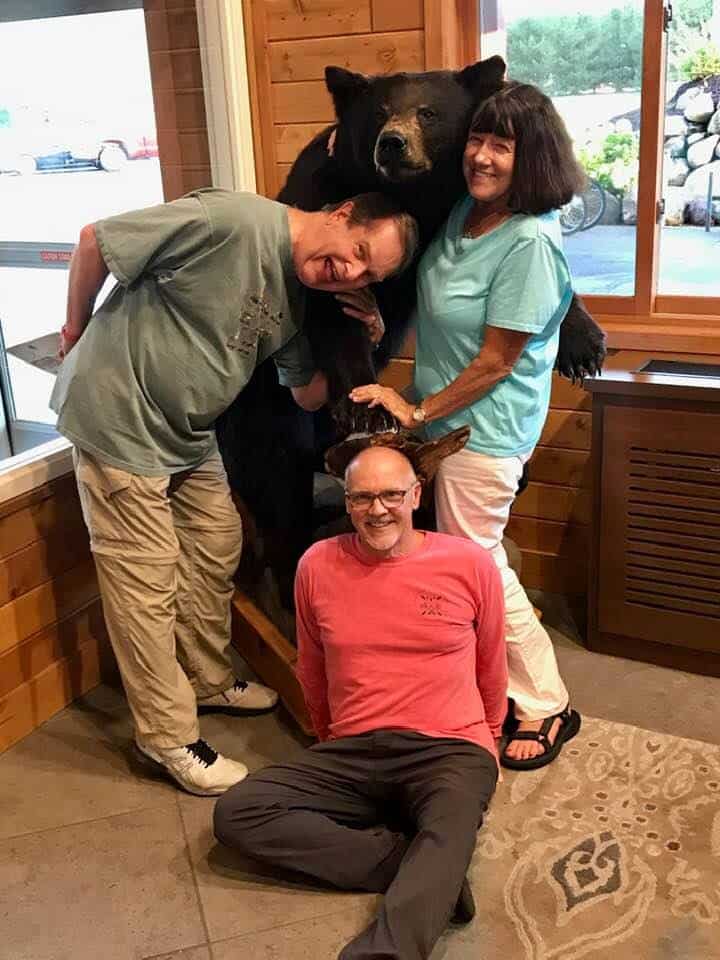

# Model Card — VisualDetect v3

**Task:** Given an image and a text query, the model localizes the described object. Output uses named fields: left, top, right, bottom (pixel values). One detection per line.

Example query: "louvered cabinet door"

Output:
left=598, top=404, right=720, bottom=652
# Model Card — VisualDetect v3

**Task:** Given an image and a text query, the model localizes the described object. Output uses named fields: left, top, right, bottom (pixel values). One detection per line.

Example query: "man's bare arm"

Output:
left=61, top=223, right=109, bottom=356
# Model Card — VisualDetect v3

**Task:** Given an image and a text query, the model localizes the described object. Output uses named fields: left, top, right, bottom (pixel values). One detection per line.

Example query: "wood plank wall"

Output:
left=242, top=0, right=425, bottom=197
left=0, top=476, right=113, bottom=754
left=145, top=0, right=212, bottom=200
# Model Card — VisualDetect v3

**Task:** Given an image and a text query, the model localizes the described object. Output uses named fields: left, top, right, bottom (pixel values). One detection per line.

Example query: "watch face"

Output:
left=413, top=406, right=425, bottom=422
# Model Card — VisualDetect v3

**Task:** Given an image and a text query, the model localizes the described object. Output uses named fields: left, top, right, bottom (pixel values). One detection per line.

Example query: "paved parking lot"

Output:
left=566, top=222, right=720, bottom=297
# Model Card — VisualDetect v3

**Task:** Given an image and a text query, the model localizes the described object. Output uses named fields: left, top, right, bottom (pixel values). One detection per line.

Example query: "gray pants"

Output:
left=214, top=730, right=497, bottom=960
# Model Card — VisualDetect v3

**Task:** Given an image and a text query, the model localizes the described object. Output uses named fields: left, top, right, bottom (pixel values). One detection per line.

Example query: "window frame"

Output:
left=471, top=0, right=720, bottom=354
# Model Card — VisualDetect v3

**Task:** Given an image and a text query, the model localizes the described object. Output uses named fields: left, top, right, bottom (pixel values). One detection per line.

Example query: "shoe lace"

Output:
left=185, top=738, right=218, bottom=768
left=232, top=679, right=248, bottom=692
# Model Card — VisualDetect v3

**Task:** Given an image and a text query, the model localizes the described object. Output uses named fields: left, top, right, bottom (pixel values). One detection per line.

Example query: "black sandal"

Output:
left=500, top=706, right=581, bottom=771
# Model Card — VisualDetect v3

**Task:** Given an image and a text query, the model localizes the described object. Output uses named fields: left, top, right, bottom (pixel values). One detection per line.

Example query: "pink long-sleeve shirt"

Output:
left=294, top=531, right=508, bottom=762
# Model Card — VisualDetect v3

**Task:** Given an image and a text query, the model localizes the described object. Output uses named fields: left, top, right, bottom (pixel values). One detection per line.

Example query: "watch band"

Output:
left=412, top=402, right=427, bottom=424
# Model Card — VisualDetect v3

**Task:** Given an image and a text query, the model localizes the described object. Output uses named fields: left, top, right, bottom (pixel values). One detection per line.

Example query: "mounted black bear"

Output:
left=217, top=56, right=606, bottom=599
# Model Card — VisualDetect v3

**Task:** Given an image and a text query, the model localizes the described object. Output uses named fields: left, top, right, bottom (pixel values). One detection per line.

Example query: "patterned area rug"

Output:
left=459, top=716, right=720, bottom=960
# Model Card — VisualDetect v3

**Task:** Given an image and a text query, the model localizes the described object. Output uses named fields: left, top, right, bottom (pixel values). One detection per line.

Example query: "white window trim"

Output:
left=0, top=437, right=72, bottom=507
left=196, top=0, right=256, bottom=192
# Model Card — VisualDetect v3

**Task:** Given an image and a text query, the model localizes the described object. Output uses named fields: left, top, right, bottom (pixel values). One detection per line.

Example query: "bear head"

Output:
left=325, top=56, right=506, bottom=205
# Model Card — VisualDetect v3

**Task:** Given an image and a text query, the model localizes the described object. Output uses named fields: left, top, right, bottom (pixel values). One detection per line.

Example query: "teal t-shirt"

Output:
left=414, top=195, right=573, bottom=457
left=51, top=189, right=313, bottom=475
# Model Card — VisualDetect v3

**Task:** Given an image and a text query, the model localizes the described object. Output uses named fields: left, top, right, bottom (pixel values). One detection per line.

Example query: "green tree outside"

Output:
left=507, top=2, right=716, bottom=94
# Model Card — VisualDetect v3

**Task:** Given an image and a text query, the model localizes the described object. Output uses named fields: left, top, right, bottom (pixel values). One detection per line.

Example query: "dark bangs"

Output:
left=468, top=91, right=519, bottom=142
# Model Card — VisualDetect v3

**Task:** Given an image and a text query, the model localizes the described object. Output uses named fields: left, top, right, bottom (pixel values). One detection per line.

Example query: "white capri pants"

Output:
left=435, top=446, right=569, bottom=722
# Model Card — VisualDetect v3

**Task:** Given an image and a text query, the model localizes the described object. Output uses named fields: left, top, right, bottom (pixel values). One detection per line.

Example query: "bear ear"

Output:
left=325, top=66, right=370, bottom=116
left=456, top=55, right=506, bottom=100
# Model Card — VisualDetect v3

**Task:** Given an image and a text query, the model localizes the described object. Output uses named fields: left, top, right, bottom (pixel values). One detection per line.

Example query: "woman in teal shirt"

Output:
left=350, top=82, right=584, bottom=771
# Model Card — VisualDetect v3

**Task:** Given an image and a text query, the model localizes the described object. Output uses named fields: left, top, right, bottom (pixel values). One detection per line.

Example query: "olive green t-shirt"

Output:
left=51, top=189, right=312, bottom=475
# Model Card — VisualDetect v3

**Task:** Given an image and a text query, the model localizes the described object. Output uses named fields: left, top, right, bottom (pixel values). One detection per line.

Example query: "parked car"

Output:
left=0, top=124, right=158, bottom=175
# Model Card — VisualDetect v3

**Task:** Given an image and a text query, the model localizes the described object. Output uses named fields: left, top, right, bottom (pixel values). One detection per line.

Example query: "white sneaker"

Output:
left=135, top=738, right=248, bottom=796
left=197, top=679, right=279, bottom=715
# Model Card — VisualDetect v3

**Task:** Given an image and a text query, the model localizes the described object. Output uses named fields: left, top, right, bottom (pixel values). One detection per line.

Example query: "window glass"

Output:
left=483, top=0, right=645, bottom=296
left=658, top=0, right=720, bottom=295
left=0, top=8, right=162, bottom=457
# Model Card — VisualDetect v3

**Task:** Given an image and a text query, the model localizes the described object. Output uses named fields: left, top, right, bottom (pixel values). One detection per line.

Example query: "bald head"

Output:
left=343, top=446, right=422, bottom=557
left=344, top=446, right=417, bottom=489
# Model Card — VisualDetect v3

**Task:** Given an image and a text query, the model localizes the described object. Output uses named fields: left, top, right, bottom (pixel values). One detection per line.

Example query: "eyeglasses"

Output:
left=344, top=484, right=416, bottom=511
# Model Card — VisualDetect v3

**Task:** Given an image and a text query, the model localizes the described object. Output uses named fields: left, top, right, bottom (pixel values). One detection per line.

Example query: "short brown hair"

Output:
left=469, top=82, right=586, bottom=215
left=325, top=192, right=419, bottom=278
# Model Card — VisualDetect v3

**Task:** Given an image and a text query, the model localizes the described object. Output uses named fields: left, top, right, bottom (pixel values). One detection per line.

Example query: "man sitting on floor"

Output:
left=214, top=439, right=507, bottom=960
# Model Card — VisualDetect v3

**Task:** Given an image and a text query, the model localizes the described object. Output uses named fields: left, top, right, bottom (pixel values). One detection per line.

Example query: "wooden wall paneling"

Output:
left=423, top=0, right=477, bottom=69
left=506, top=516, right=588, bottom=558
left=272, top=80, right=334, bottom=123
left=144, top=4, right=200, bottom=51
left=148, top=49, right=205, bottom=91
left=0, top=600, right=106, bottom=700
left=265, top=0, right=372, bottom=40
left=372, top=0, right=423, bottom=33
left=144, top=0, right=197, bottom=9
left=378, top=357, right=413, bottom=392
left=155, top=129, right=211, bottom=167
left=0, top=561, right=99, bottom=659
left=231, top=590, right=312, bottom=735
left=423, top=0, right=454, bottom=69
left=151, top=89, right=208, bottom=130
left=0, top=630, right=110, bottom=755
left=0, top=523, right=91, bottom=608
left=145, top=1, right=211, bottom=200
left=511, top=482, right=592, bottom=526
left=550, top=377, right=592, bottom=412
left=527, top=447, right=592, bottom=489
left=634, top=0, right=666, bottom=316
left=275, top=122, right=329, bottom=163
left=519, top=549, right=588, bottom=596
left=0, top=478, right=84, bottom=561
left=539, top=410, right=592, bottom=450
left=244, top=0, right=280, bottom=197
left=269, top=31, right=424, bottom=82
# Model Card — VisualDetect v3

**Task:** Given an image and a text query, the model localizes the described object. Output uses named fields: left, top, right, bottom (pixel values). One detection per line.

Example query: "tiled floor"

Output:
left=2, top=607, right=718, bottom=960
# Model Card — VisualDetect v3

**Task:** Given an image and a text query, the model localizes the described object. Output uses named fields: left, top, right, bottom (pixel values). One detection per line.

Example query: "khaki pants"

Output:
left=74, top=448, right=242, bottom=748
left=435, top=446, right=569, bottom=722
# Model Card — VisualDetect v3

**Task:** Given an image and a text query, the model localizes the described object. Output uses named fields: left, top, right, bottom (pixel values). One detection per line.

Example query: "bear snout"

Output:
left=377, top=131, right=407, bottom=160
left=373, top=118, right=431, bottom=179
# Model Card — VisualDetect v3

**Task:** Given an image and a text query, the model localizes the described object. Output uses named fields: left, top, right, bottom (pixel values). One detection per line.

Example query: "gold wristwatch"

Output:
left=411, top=402, right=427, bottom=425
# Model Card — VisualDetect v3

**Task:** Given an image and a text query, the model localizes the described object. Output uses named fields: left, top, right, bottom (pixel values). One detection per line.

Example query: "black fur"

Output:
left=216, top=58, right=605, bottom=595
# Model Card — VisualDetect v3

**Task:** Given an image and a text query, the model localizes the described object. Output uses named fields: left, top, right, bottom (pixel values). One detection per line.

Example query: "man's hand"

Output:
left=58, top=325, right=81, bottom=360
left=335, top=289, right=385, bottom=345
left=349, top=383, right=416, bottom=429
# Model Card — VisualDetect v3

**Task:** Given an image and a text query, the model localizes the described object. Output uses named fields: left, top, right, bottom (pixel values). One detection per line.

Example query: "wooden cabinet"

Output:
left=586, top=351, right=720, bottom=676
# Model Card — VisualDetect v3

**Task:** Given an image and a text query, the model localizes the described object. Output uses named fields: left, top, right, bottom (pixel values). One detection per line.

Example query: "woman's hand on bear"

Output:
left=349, top=384, right=416, bottom=429
left=335, top=289, right=385, bottom=345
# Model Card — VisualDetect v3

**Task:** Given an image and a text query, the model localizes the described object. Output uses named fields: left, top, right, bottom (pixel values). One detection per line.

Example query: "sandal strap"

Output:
left=507, top=730, right=550, bottom=746
left=506, top=707, right=573, bottom=750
